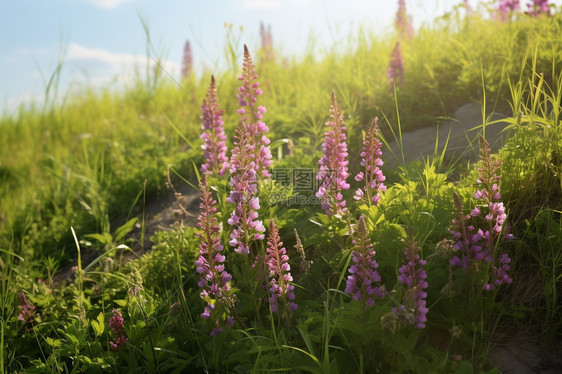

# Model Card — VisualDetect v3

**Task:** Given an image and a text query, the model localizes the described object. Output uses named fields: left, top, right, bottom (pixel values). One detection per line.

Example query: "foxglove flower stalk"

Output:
left=526, top=0, right=549, bottom=16
left=316, top=92, right=350, bottom=217
left=182, top=40, right=193, bottom=78
left=266, top=219, right=298, bottom=313
left=17, top=292, right=35, bottom=323
left=237, top=44, right=272, bottom=178
left=450, top=136, right=513, bottom=290
left=228, top=124, right=265, bottom=255
left=387, top=41, right=404, bottom=87
left=196, top=175, right=235, bottom=335
left=200, top=75, right=229, bottom=177
left=354, top=117, right=387, bottom=205
left=393, top=236, right=428, bottom=329
left=345, top=215, right=384, bottom=307
left=109, top=309, right=128, bottom=352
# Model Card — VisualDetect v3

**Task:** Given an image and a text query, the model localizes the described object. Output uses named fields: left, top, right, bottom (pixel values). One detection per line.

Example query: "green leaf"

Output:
left=114, top=299, right=127, bottom=307
left=45, top=337, right=61, bottom=347
left=114, top=217, right=138, bottom=242
left=84, top=232, right=113, bottom=245
left=91, top=312, right=105, bottom=337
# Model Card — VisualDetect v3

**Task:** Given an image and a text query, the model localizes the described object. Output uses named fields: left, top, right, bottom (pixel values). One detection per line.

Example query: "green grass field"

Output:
left=1, top=3, right=561, bottom=373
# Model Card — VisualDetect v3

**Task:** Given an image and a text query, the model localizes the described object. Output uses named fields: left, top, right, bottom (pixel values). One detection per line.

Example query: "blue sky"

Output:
left=1, top=0, right=560, bottom=114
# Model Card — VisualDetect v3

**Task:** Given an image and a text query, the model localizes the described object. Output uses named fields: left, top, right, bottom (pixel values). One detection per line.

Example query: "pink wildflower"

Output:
left=345, top=215, right=384, bottom=307
left=265, top=219, right=297, bottom=313
left=109, top=309, right=128, bottom=352
left=181, top=40, right=193, bottom=79
left=316, top=92, right=350, bottom=217
left=237, top=44, right=272, bottom=178
left=200, top=75, right=229, bottom=177
left=354, top=117, right=386, bottom=205
left=17, top=292, right=35, bottom=323
left=196, top=175, right=235, bottom=334
left=387, top=41, right=404, bottom=87
left=394, top=235, right=428, bottom=329
left=450, top=136, right=513, bottom=290
left=228, top=123, right=265, bottom=255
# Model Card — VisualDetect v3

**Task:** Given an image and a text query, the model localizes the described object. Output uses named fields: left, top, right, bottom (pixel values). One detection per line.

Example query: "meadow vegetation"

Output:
left=1, top=2, right=561, bottom=373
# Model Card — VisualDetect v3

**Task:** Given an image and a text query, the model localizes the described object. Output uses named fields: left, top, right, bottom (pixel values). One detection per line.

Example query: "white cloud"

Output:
left=66, top=42, right=180, bottom=80
left=241, top=0, right=281, bottom=9
left=85, top=0, right=132, bottom=9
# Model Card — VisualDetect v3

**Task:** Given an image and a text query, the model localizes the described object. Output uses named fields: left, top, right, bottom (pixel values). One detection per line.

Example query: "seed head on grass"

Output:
left=109, top=309, right=128, bottom=352
left=237, top=44, right=272, bottom=178
left=200, top=75, right=229, bottom=177
left=227, top=123, right=265, bottom=255
left=266, top=219, right=297, bottom=313
left=393, top=234, right=428, bottom=329
left=354, top=117, right=386, bottom=205
left=316, top=91, right=350, bottom=217
left=345, top=215, right=383, bottom=307
left=196, top=175, right=235, bottom=334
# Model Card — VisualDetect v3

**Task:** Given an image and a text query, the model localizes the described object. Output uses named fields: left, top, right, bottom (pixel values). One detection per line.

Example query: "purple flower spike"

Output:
left=496, top=0, right=520, bottom=20
left=109, top=308, right=128, bottom=352
left=196, top=175, right=235, bottom=334
left=316, top=91, right=350, bottom=217
left=395, top=0, right=414, bottom=39
left=394, top=236, right=428, bottom=329
left=354, top=117, right=387, bottom=205
left=181, top=40, right=193, bottom=79
left=450, top=136, right=513, bottom=290
left=237, top=45, right=272, bottom=178
left=228, top=123, right=265, bottom=255
left=345, top=216, right=384, bottom=307
left=266, top=219, right=297, bottom=313
left=387, top=41, right=404, bottom=87
left=200, top=75, right=229, bottom=177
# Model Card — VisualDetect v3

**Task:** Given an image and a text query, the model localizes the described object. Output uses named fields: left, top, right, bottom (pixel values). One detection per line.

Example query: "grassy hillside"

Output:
left=1, top=4, right=561, bottom=373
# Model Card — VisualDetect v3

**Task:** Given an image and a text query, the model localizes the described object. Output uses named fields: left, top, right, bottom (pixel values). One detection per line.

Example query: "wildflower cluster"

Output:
left=109, top=309, right=128, bottom=352
left=387, top=41, right=404, bottom=87
left=266, top=219, right=298, bottom=313
left=181, top=40, right=193, bottom=78
left=200, top=75, right=229, bottom=177
left=450, top=136, right=513, bottom=290
left=345, top=215, right=384, bottom=307
left=196, top=175, right=235, bottom=335
left=316, top=92, right=350, bottom=217
left=354, top=117, right=386, bottom=205
left=393, top=237, right=428, bottom=329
